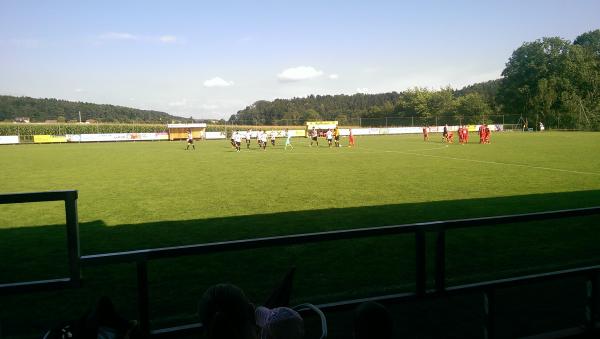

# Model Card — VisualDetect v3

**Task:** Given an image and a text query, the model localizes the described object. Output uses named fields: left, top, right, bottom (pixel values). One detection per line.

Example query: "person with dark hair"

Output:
left=198, top=284, right=257, bottom=339
left=256, top=306, right=304, bottom=339
left=353, top=301, right=394, bottom=339
left=42, top=296, right=140, bottom=339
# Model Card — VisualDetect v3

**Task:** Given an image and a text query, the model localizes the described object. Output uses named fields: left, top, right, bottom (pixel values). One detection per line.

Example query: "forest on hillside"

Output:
left=230, top=29, right=600, bottom=130
left=0, top=96, right=185, bottom=123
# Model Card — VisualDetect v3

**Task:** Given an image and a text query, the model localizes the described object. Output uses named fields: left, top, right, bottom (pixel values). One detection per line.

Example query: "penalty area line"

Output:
left=379, top=147, right=600, bottom=176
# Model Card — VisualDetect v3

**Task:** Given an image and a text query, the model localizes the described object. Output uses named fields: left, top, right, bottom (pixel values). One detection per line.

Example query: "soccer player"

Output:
left=484, top=125, right=491, bottom=144
left=233, top=130, right=242, bottom=152
left=261, top=130, right=268, bottom=150
left=270, top=130, right=276, bottom=147
left=478, top=124, right=485, bottom=144
left=348, top=128, right=355, bottom=147
left=458, top=126, right=464, bottom=144
left=326, top=129, right=333, bottom=147
left=284, top=129, right=293, bottom=150
left=447, top=131, right=454, bottom=143
left=257, top=130, right=263, bottom=148
left=245, top=129, right=252, bottom=149
left=186, top=130, right=195, bottom=150
left=309, top=127, right=318, bottom=147
left=334, top=127, right=340, bottom=147
left=443, top=124, right=448, bottom=142
left=230, top=132, right=236, bottom=148
left=464, top=126, right=469, bottom=143
left=422, top=126, right=429, bottom=142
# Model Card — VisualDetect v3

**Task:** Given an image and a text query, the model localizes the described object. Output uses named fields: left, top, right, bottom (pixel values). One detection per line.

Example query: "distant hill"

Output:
left=0, top=95, right=187, bottom=123
left=228, top=80, right=502, bottom=125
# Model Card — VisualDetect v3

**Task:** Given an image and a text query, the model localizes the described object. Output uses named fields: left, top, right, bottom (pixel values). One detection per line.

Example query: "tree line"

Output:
left=0, top=96, right=185, bottom=123
left=230, top=29, right=600, bottom=130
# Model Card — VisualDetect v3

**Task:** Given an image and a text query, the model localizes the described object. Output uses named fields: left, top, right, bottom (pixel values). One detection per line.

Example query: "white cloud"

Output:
left=363, top=67, right=379, bottom=73
left=100, top=32, right=138, bottom=41
left=168, top=99, right=187, bottom=107
left=98, top=32, right=183, bottom=44
left=356, top=88, right=371, bottom=93
left=277, top=66, right=323, bottom=82
left=203, top=77, right=234, bottom=87
left=159, top=35, right=178, bottom=43
left=201, top=103, right=219, bottom=110
left=6, top=38, right=40, bottom=48
left=328, top=74, right=339, bottom=80
left=74, top=88, right=84, bottom=93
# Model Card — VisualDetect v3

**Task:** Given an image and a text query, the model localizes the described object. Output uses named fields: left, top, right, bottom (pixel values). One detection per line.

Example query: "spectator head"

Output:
left=255, top=306, right=304, bottom=339
left=198, top=284, right=257, bottom=339
left=353, top=301, right=393, bottom=339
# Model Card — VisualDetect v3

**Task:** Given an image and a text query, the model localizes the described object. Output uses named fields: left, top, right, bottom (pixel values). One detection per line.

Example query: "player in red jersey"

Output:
left=484, top=125, right=491, bottom=144
left=463, top=126, right=469, bottom=143
left=478, top=124, right=484, bottom=144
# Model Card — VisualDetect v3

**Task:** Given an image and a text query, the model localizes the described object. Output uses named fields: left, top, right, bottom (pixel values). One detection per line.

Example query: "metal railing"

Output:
left=1, top=190, right=599, bottom=338
left=0, top=190, right=80, bottom=294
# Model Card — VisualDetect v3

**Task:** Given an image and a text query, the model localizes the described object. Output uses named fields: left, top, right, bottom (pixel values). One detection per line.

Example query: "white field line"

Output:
left=369, top=145, right=600, bottom=176
left=272, top=144, right=451, bottom=156
left=233, top=144, right=600, bottom=176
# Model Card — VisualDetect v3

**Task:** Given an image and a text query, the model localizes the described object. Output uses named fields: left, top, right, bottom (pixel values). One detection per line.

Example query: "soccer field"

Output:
left=1, top=132, right=600, bottom=337
left=2, top=132, right=599, bottom=229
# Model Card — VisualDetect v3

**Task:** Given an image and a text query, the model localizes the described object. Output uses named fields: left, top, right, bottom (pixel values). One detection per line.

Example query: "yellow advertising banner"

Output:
left=305, top=121, right=338, bottom=129
left=168, top=128, right=205, bottom=140
left=33, top=135, right=67, bottom=143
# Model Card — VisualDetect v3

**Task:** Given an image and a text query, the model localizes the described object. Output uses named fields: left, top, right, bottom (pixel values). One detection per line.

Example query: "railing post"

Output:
left=434, top=230, right=445, bottom=293
left=484, top=290, right=495, bottom=339
left=137, top=260, right=151, bottom=337
left=587, top=272, right=599, bottom=333
left=64, top=191, right=81, bottom=286
left=415, top=229, right=426, bottom=297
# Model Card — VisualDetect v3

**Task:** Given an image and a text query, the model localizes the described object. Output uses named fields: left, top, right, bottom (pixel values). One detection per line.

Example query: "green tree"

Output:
left=574, top=29, right=600, bottom=55
left=455, top=93, right=492, bottom=123
left=497, top=37, right=573, bottom=128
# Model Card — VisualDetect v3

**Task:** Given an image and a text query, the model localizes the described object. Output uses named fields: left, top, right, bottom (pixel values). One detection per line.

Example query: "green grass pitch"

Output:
left=1, top=131, right=600, bottom=337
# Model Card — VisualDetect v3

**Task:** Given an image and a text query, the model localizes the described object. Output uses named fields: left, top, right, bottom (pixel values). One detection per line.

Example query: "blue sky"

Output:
left=1, top=0, right=599, bottom=119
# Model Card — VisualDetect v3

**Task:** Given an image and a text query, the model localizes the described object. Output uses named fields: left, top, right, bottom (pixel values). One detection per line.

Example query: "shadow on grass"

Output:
left=1, top=190, right=600, bottom=338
